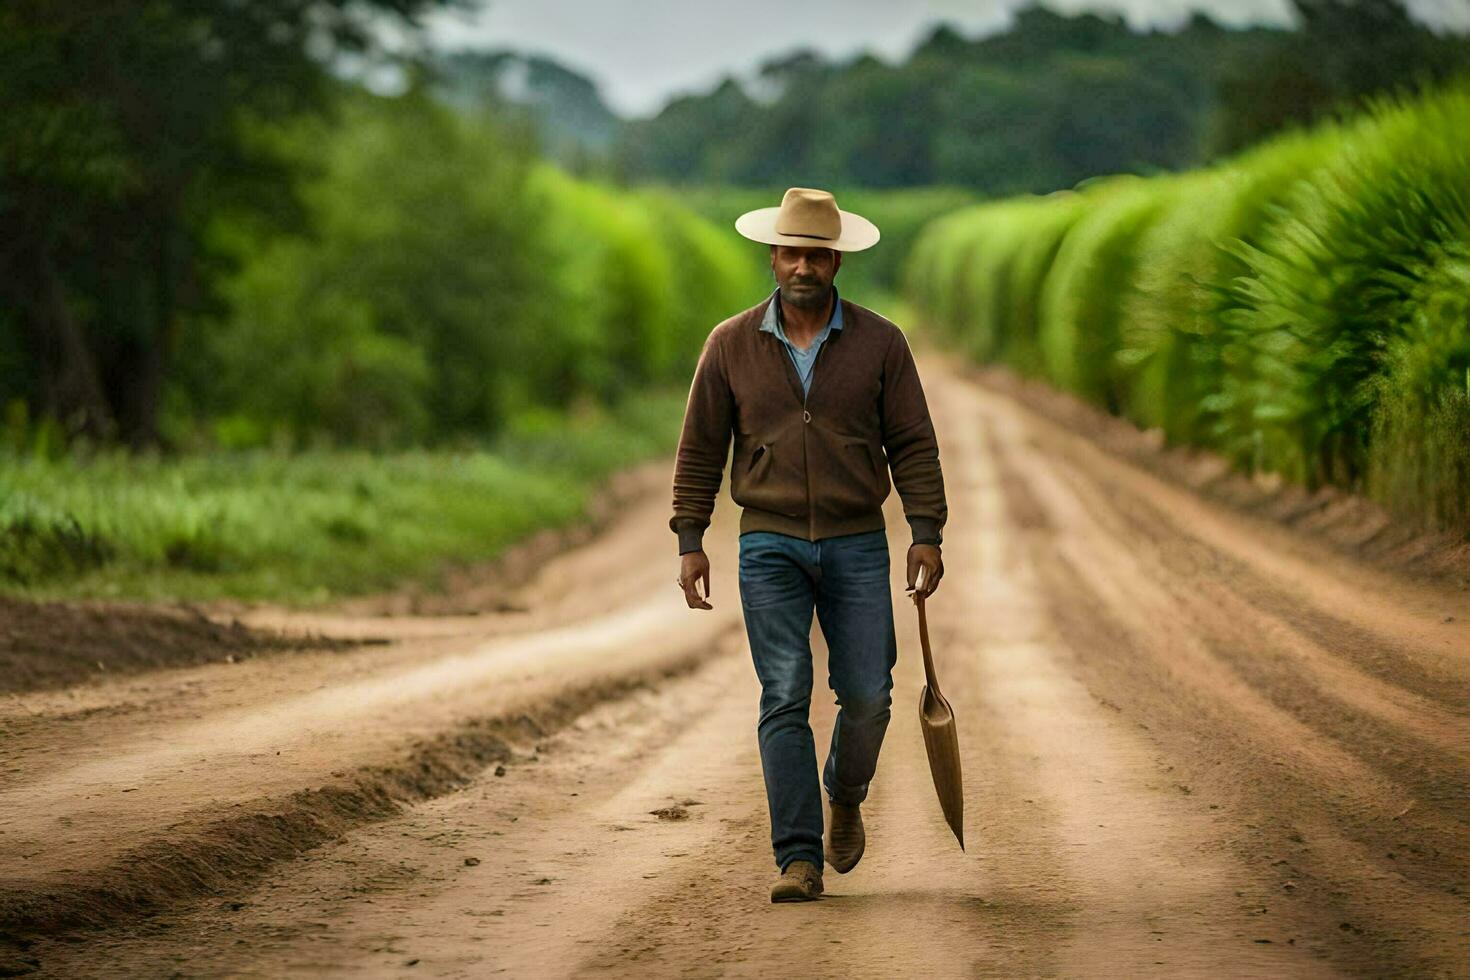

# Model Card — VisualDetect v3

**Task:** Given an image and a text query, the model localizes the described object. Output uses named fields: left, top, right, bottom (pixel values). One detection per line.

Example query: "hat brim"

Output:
left=734, top=207, right=881, bottom=252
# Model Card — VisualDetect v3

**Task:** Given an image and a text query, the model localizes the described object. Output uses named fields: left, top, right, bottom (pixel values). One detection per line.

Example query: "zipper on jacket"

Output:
left=771, top=295, right=841, bottom=541
left=802, top=328, right=835, bottom=541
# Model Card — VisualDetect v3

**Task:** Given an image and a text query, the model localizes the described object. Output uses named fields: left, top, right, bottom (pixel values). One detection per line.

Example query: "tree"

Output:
left=1210, top=0, right=1470, bottom=155
left=0, top=0, right=453, bottom=447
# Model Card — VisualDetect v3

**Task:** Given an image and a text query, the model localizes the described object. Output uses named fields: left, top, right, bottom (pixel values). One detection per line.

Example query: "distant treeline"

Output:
left=603, top=1, right=1470, bottom=194
left=907, top=85, right=1470, bottom=533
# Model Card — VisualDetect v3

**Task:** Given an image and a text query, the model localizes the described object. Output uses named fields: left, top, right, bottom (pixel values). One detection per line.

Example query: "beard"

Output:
left=779, top=277, right=831, bottom=310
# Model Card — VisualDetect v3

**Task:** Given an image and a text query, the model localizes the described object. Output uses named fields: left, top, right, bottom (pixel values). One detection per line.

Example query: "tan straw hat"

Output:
left=735, top=187, right=880, bottom=251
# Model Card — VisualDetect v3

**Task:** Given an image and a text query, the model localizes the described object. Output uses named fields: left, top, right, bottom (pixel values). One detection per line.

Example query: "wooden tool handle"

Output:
left=913, top=566, right=942, bottom=697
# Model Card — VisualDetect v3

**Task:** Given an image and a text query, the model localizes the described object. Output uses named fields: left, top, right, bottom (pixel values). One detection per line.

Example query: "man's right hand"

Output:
left=677, top=551, right=713, bottom=610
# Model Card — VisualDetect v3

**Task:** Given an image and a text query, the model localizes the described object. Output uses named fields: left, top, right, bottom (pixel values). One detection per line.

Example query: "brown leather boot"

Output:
left=826, top=802, right=865, bottom=873
left=770, top=859, right=824, bottom=903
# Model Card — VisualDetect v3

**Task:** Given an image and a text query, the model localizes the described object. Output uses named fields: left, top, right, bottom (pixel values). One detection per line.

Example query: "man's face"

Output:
left=771, top=245, right=841, bottom=310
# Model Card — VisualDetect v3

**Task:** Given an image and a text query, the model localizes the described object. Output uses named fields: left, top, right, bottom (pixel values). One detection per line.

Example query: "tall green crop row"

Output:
left=912, top=200, right=1041, bottom=364
left=1038, top=176, right=1171, bottom=412
left=906, top=85, right=1470, bottom=534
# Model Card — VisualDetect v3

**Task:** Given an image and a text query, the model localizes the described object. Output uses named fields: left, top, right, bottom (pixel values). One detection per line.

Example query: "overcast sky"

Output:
left=423, top=0, right=1469, bottom=116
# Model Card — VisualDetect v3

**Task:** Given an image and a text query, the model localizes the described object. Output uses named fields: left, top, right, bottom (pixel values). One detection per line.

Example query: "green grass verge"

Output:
left=0, top=389, right=686, bottom=604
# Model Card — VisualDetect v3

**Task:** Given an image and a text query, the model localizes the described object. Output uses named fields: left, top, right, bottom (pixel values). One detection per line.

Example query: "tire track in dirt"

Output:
left=17, top=643, right=760, bottom=978
left=967, top=366, right=1470, bottom=591
left=1015, top=540, right=1467, bottom=977
left=1038, top=445, right=1468, bottom=811
left=934, top=377, right=1334, bottom=978
left=981, top=378, right=1468, bottom=702
left=986, top=392, right=1470, bottom=844
left=1026, top=420, right=1469, bottom=712
left=0, top=644, right=729, bottom=946
left=973, top=379, right=1468, bottom=977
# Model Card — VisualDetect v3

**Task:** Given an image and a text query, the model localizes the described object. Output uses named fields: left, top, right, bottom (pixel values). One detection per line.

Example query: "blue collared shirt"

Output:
left=760, top=286, right=843, bottom=398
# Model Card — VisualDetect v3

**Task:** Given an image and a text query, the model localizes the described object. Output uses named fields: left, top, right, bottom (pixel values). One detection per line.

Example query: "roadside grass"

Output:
left=0, top=389, right=686, bottom=604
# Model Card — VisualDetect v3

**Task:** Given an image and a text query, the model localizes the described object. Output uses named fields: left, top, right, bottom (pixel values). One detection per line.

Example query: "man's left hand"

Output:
left=906, top=543, right=943, bottom=599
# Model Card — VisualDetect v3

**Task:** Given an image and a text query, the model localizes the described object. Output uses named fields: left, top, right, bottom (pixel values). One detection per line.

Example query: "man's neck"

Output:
left=779, top=288, right=834, bottom=347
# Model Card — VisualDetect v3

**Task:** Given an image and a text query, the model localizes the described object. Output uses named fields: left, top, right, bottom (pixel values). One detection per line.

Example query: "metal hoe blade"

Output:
left=913, top=565, right=964, bottom=849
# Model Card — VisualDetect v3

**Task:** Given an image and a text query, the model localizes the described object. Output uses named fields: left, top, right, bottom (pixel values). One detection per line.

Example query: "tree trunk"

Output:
left=28, top=245, right=115, bottom=440
left=113, top=210, right=181, bottom=449
left=116, top=335, right=164, bottom=449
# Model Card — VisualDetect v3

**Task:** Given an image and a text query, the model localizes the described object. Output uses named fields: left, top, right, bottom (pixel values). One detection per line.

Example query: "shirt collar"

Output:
left=761, top=286, right=843, bottom=338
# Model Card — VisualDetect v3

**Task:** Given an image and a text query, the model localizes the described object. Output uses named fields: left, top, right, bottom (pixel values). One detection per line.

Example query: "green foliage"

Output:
left=1003, top=195, right=1089, bottom=375
left=626, top=187, right=754, bottom=373
left=599, top=3, right=1470, bottom=200
left=167, top=96, right=749, bottom=449
left=905, top=194, right=1083, bottom=371
left=903, top=208, right=982, bottom=344
left=0, top=54, right=755, bottom=599
left=906, top=84, right=1470, bottom=534
left=186, top=91, right=554, bottom=447
left=617, top=6, right=1226, bottom=194
left=1210, top=0, right=1470, bottom=155
left=1038, top=177, right=1172, bottom=409
left=527, top=169, right=673, bottom=399
left=0, top=0, right=454, bottom=446
left=1117, top=131, right=1336, bottom=441
left=0, top=492, right=114, bottom=585
left=837, top=187, right=986, bottom=300
left=1218, top=89, right=1470, bottom=496
left=1367, top=244, right=1470, bottom=530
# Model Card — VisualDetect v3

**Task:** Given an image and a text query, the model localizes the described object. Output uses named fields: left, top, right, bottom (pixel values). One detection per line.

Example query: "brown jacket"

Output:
left=669, top=290, right=946, bottom=554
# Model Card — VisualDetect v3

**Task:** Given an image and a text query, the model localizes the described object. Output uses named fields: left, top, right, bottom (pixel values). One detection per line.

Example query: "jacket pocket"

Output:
left=748, top=443, right=768, bottom=475
left=848, top=440, right=888, bottom=499
left=815, top=437, right=887, bottom=518
left=732, top=439, right=801, bottom=517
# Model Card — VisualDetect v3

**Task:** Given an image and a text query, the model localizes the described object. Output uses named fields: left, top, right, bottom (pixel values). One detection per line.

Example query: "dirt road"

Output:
left=2, top=354, right=1466, bottom=978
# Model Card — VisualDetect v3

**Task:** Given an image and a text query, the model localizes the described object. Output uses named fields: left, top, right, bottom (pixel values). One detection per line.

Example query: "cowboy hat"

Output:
left=735, top=187, right=880, bottom=252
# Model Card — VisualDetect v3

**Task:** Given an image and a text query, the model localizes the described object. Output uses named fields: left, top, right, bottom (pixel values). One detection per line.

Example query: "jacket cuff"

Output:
left=673, top=520, right=707, bottom=555
left=907, top=516, right=943, bottom=548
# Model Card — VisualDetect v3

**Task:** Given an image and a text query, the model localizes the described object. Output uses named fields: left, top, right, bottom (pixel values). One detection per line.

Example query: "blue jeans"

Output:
left=737, top=528, right=898, bottom=872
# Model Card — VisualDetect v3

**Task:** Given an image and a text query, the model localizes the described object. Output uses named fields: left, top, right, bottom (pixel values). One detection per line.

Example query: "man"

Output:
left=670, top=187, right=947, bottom=903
